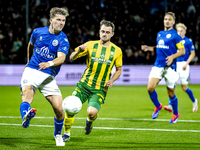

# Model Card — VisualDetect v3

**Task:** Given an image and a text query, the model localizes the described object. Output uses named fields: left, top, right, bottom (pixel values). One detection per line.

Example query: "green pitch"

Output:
left=0, top=85, right=200, bottom=149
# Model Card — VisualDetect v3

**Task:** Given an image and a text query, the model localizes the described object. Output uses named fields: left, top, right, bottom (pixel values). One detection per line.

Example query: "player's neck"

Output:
left=100, top=40, right=110, bottom=47
left=49, top=26, right=60, bottom=35
left=164, top=27, right=173, bottom=31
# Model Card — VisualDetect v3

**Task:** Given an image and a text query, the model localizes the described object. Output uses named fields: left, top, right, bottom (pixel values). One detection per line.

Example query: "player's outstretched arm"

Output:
left=38, top=52, right=66, bottom=71
left=141, top=45, right=155, bottom=52
left=70, top=44, right=87, bottom=60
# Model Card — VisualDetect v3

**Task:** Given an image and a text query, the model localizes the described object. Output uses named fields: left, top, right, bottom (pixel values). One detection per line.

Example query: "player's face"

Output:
left=50, top=14, right=66, bottom=33
left=177, top=27, right=186, bottom=38
left=99, top=25, right=114, bottom=42
left=163, top=15, right=175, bottom=29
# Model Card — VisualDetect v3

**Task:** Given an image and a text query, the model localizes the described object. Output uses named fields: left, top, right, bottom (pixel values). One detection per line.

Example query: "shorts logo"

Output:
left=52, top=40, right=58, bottom=46
left=23, top=79, right=28, bottom=84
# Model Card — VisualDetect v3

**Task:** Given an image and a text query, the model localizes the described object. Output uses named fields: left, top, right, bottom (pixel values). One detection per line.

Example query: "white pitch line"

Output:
left=0, top=116, right=200, bottom=123
left=0, top=123, right=200, bottom=133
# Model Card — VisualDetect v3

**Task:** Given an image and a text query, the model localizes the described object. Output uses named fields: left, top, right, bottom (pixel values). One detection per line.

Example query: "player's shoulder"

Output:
left=84, top=40, right=99, bottom=47
left=110, top=42, right=122, bottom=51
left=184, top=36, right=193, bottom=42
left=33, top=26, right=48, bottom=33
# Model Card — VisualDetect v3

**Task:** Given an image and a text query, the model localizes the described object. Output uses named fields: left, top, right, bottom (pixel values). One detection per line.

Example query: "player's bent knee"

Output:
left=21, top=86, right=34, bottom=103
left=87, top=106, right=98, bottom=118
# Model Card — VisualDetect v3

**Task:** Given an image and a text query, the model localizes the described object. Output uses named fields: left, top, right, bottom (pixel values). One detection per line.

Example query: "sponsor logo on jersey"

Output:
left=36, top=46, right=56, bottom=59
left=157, top=40, right=169, bottom=49
left=52, top=40, right=58, bottom=46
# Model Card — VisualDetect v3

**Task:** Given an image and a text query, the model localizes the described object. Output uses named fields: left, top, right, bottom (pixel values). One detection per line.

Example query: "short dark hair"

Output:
left=49, top=7, right=69, bottom=19
left=100, top=20, right=115, bottom=32
left=165, top=12, right=176, bottom=20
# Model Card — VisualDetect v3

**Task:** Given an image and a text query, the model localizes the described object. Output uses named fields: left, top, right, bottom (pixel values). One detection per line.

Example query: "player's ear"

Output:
left=49, top=18, right=52, bottom=23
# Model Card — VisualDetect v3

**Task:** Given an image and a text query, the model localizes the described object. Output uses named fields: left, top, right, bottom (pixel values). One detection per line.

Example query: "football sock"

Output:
left=170, top=95, right=178, bottom=115
left=185, top=88, right=195, bottom=102
left=87, top=114, right=98, bottom=122
left=54, top=117, right=64, bottom=136
left=20, top=101, right=31, bottom=119
left=148, top=90, right=160, bottom=108
left=63, top=113, right=74, bottom=133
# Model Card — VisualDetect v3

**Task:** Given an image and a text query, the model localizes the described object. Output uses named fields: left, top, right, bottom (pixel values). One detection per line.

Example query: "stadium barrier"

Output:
left=0, top=65, right=200, bottom=86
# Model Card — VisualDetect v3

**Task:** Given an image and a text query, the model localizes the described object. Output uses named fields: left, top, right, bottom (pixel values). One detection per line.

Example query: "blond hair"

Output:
left=49, top=7, right=69, bottom=19
left=176, top=23, right=187, bottom=31
left=165, top=12, right=176, bottom=20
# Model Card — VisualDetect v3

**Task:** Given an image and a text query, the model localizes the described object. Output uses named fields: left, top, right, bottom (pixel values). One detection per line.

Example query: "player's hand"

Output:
left=182, top=64, right=187, bottom=70
left=38, top=62, right=50, bottom=71
left=141, top=45, right=149, bottom=52
left=78, top=44, right=87, bottom=53
left=166, top=55, right=174, bottom=66
left=106, top=80, right=113, bottom=88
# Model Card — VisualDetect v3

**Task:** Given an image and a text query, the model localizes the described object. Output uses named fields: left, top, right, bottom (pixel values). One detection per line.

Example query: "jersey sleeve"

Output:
left=30, top=29, right=37, bottom=45
left=115, top=48, right=123, bottom=67
left=188, top=39, right=195, bottom=52
left=58, top=37, right=70, bottom=55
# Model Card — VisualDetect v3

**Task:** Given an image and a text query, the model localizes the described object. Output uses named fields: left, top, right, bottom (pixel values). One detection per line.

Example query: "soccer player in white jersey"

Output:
left=141, top=12, right=185, bottom=123
left=19, top=7, right=69, bottom=146
left=164, top=23, right=198, bottom=113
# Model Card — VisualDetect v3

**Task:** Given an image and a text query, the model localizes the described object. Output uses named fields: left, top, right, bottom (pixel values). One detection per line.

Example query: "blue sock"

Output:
left=148, top=90, right=160, bottom=108
left=20, top=102, right=31, bottom=119
left=185, top=88, right=195, bottom=102
left=170, top=95, right=178, bottom=115
left=54, top=117, right=64, bottom=136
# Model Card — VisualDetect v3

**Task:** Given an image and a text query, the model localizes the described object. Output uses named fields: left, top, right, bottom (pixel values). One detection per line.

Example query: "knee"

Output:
left=182, top=86, right=188, bottom=91
left=55, top=107, right=65, bottom=119
left=87, top=107, right=98, bottom=119
left=147, top=86, right=155, bottom=93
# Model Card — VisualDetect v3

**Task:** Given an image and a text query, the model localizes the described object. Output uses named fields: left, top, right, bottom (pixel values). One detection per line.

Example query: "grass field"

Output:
left=0, top=85, right=200, bottom=149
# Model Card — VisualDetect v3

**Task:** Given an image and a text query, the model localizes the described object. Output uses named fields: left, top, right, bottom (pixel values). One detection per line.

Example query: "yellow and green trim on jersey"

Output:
left=74, top=40, right=122, bottom=91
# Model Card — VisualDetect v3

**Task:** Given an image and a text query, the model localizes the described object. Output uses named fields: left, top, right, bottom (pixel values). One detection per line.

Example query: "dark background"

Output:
left=0, top=0, right=199, bottom=65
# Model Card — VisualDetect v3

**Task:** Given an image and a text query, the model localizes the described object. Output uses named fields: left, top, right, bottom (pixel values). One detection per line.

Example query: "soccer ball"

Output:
left=62, top=96, right=82, bottom=116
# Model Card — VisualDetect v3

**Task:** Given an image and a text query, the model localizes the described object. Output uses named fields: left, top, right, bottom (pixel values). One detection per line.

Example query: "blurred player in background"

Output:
left=141, top=12, right=185, bottom=123
left=62, top=20, right=122, bottom=142
left=19, top=7, right=69, bottom=146
left=164, top=23, right=198, bottom=113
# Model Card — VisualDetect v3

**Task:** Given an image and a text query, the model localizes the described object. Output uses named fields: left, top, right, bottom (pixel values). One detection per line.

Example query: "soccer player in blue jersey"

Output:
left=19, top=7, right=69, bottom=146
left=141, top=12, right=185, bottom=123
left=164, top=23, right=198, bottom=113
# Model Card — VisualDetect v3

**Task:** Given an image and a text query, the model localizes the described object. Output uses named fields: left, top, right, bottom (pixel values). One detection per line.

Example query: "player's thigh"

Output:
left=88, top=91, right=106, bottom=111
left=40, top=77, right=62, bottom=97
left=71, top=83, right=89, bottom=104
left=165, top=67, right=179, bottom=88
left=21, top=67, right=49, bottom=93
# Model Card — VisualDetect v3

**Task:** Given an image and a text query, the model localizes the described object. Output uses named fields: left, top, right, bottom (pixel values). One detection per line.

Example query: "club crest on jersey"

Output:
left=110, top=52, right=114, bottom=58
left=40, top=36, right=42, bottom=40
left=166, top=34, right=171, bottom=38
left=52, top=40, right=58, bottom=46
left=181, top=40, right=185, bottom=44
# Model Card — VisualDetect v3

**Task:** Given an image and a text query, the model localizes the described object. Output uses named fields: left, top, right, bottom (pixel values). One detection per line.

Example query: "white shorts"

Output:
left=177, top=61, right=190, bottom=85
left=149, top=66, right=179, bottom=88
left=21, top=67, right=61, bottom=97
